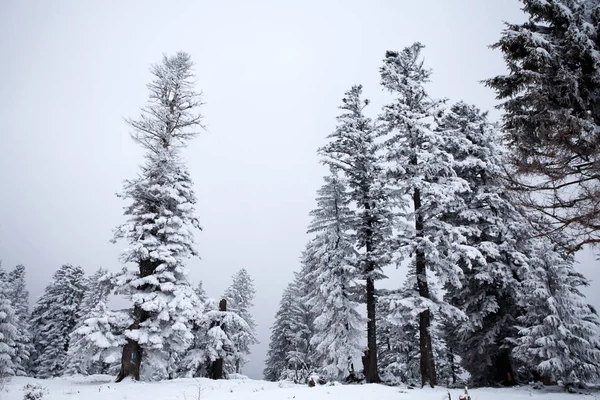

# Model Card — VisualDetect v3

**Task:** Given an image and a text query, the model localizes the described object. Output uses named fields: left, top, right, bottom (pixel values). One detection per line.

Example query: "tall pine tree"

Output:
left=319, top=85, right=392, bottom=383
left=7, top=265, right=32, bottom=376
left=111, top=52, right=204, bottom=381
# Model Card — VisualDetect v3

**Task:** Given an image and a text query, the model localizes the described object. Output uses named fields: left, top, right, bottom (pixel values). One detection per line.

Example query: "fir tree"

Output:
left=195, top=281, right=207, bottom=304
left=0, top=271, right=18, bottom=379
left=319, top=85, right=393, bottom=383
left=304, top=170, right=364, bottom=382
left=7, top=265, right=33, bottom=376
left=111, top=51, right=204, bottom=381
left=439, top=102, right=530, bottom=386
left=514, top=238, right=600, bottom=386
left=486, top=0, right=600, bottom=251
left=379, top=43, right=469, bottom=387
left=222, top=268, right=258, bottom=374
left=30, top=264, right=85, bottom=378
left=65, top=267, right=114, bottom=375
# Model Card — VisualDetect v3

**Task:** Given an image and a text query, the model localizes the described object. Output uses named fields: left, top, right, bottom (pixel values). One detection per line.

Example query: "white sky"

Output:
left=1, top=0, right=598, bottom=379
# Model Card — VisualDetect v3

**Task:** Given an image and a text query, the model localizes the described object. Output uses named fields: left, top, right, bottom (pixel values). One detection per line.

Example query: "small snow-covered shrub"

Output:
left=22, top=383, right=48, bottom=400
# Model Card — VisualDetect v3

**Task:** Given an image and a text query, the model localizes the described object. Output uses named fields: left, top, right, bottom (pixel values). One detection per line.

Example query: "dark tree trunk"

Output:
left=494, top=349, right=516, bottom=386
left=210, top=299, right=228, bottom=380
left=363, top=200, right=381, bottom=383
left=414, top=186, right=436, bottom=388
left=116, top=259, right=157, bottom=382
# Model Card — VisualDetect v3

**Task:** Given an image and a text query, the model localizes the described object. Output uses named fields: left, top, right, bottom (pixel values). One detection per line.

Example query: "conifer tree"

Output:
left=319, top=85, right=392, bottom=383
left=304, top=170, right=364, bottom=382
left=7, top=265, right=33, bottom=376
left=514, top=238, right=600, bottom=386
left=222, top=268, right=258, bottom=374
left=379, top=43, right=469, bottom=387
left=65, top=267, right=114, bottom=375
left=439, top=102, right=531, bottom=386
left=0, top=271, right=18, bottom=379
left=195, top=281, right=207, bottom=304
left=111, top=52, right=204, bottom=381
left=486, top=0, right=600, bottom=251
left=30, top=264, right=85, bottom=378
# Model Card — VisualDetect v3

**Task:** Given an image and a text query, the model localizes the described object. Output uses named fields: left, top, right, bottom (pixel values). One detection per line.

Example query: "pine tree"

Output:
left=30, top=264, right=86, bottom=378
left=6, top=265, right=33, bottom=376
left=304, top=170, right=364, bottom=382
left=222, top=268, right=258, bottom=374
left=379, top=43, right=470, bottom=387
left=439, top=102, right=531, bottom=386
left=486, top=0, right=600, bottom=251
left=263, top=283, right=298, bottom=382
left=111, top=52, right=204, bottom=382
left=319, top=85, right=393, bottom=383
left=65, top=268, right=114, bottom=375
left=195, top=281, right=207, bottom=304
left=0, top=270, right=18, bottom=379
left=513, top=238, right=600, bottom=386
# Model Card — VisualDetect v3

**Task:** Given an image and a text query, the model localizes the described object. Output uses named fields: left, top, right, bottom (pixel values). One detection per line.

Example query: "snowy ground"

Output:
left=2, top=375, right=597, bottom=400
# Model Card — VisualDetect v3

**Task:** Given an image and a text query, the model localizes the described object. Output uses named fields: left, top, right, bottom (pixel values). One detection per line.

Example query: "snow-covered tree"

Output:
left=264, top=267, right=315, bottom=383
left=513, top=238, right=600, bottom=386
left=195, top=281, right=207, bottom=305
left=222, top=268, right=258, bottom=373
left=303, top=170, right=364, bottom=382
left=486, top=0, right=600, bottom=252
left=319, top=84, right=393, bottom=383
left=30, top=264, right=86, bottom=378
left=379, top=43, right=469, bottom=387
left=64, top=267, right=114, bottom=375
left=111, top=51, right=204, bottom=381
left=0, top=270, right=18, bottom=379
left=6, top=265, right=33, bottom=376
left=439, top=102, right=531, bottom=386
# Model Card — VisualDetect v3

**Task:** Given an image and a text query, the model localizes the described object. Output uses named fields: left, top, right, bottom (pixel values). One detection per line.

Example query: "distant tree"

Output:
left=6, top=265, right=33, bottom=376
left=30, top=264, right=86, bottom=378
left=111, top=51, right=204, bottom=382
left=65, top=267, right=114, bottom=375
left=304, top=170, right=364, bottom=382
left=379, top=43, right=470, bottom=387
left=0, top=268, right=18, bottom=379
left=319, top=85, right=393, bottom=383
left=486, top=0, right=600, bottom=252
left=195, top=281, right=208, bottom=304
left=222, top=268, right=258, bottom=374
left=513, top=238, right=600, bottom=387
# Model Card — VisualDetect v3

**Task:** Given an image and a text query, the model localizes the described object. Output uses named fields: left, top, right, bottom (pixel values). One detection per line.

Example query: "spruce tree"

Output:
left=30, top=264, right=85, bottom=378
left=65, top=267, right=114, bottom=375
left=486, top=0, right=600, bottom=251
left=304, top=170, right=364, bottom=382
left=514, top=238, right=600, bottom=386
left=439, top=102, right=531, bottom=386
left=7, top=265, right=33, bottom=376
left=319, top=85, right=392, bottom=383
left=0, top=271, right=18, bottom=379
left=111, top=52, right=204, bottom=381
left=379, top=43, right=469, bottom=387
left=222, top=268, right=258, bottom=374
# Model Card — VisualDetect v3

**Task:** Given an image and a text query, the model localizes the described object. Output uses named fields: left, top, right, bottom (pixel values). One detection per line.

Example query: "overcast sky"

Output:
left=1, top=0, right=598, bottom=380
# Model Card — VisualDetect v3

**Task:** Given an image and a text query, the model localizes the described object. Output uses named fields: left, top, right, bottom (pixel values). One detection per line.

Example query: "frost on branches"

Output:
left=514, top=239, right=600, bottom=387
left=6, top=265, right=33, bottom=376
left=319, top=84, right=393, bottom=383
left=111, top=51, right=204, bottom=381
left=303, top=170, right=364, bottom=382
left=222, top=268, right=258, bottom=374
left=486, top=0, right=600, bottom=251
left=0, top=269, right=18, bottom=379
left=379, top=43, right=469, bottom=387
left=30, top=264, right=85, bottom=378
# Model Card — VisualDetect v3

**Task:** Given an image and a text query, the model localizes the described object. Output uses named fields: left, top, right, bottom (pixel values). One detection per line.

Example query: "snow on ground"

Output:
left=1, top=375, right=597, bottom=400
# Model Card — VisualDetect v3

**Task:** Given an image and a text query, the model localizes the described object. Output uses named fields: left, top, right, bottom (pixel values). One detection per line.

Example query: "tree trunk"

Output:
left=363, top=200, right=381, bottom=383
left=494, top=349, right=516, bottom=386
left=210, top=299, right=227, bottom=380
left=414, top=187, right=437, bottom=388
left=116, top=259, right=156, bottom=382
